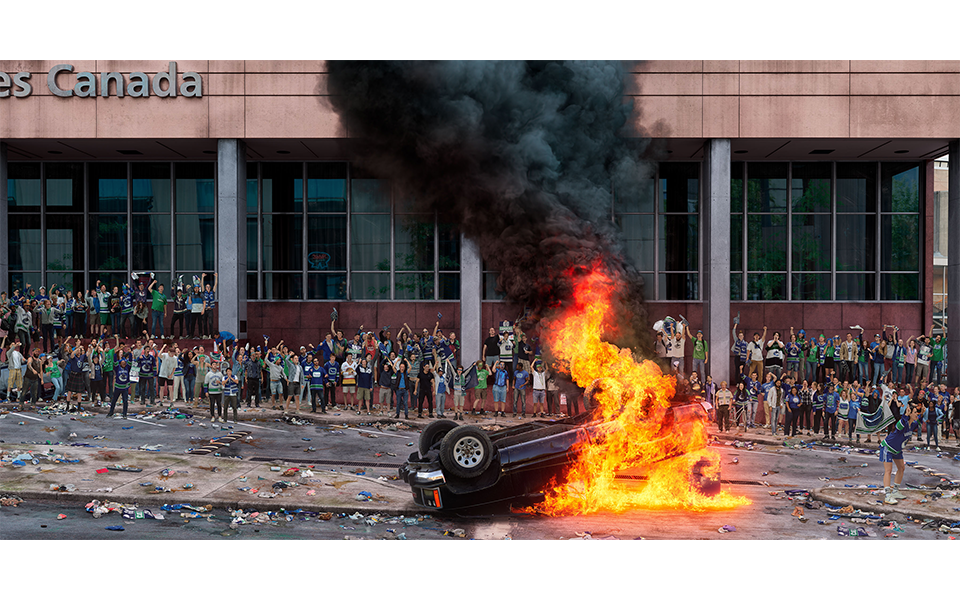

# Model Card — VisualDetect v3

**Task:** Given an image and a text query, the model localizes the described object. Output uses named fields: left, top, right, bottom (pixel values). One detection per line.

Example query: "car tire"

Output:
left=419, top=419, right=459, bottom=456
left=439, top=425, right=493, bottom=479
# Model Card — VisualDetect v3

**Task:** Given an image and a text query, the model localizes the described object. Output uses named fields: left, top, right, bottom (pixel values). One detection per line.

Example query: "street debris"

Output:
left=717, top=524, right=736, bottom=533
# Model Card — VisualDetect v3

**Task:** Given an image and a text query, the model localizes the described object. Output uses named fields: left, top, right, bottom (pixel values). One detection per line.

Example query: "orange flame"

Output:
left=533, top=266, right=750, bottom=514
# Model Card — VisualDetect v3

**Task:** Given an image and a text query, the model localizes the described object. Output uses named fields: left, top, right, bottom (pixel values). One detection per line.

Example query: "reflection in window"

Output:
left=7, top=163, right=41, bottom=210
left=836, top=163, right=876, bottom=213
left=747, top=163, right=787, bottom=213
left=89, top=216, right=128, bottom=271
left=395, top=215, right=434, bottom=272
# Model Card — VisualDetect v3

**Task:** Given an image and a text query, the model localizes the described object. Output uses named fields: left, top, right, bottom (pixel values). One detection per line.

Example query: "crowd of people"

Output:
left=0, top=298, right=571, bottom=424
left=0, top=272, right=220, bottom=356
left=656, top=320, right=960, bottom=452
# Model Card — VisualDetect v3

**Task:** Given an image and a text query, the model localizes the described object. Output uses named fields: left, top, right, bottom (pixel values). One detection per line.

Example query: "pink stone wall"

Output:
left=3, top=60, right=960, bottom=139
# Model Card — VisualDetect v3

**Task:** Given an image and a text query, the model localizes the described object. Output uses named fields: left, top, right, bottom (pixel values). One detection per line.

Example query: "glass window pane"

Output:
left=246, top=217, right=259, bottom=269
left=44, top=272, right=84, bottom=295
left=351, top=273, right=390, bottom=300
left=351, top=178, right=391, bottom=213
left=836, top=273, right=876, bottom=301
left=933, top=265, right=947, bottom=296
left=8, top=162, right=41, bottom=211
left=46, top=214, right=84, bottom=271
left=483, top=273, right=504, bottom=300
left=881, top=273, right=919, bottom=301
left=262, top=163, right=303, bottom=213
left=730, top=213, right=743, bottom=271
left=175, top=163, right=215, bottom=212
left=438, top=223, right=460, bottom=271
left=747, top=214, right=787, bottom=271
left=307, top=162, right=347, bottom=212
left=132, top=163, right=171, bottom=213
left=247, top=162, right=259, bottom=214
left=307, top=215, right=347, bottom=271
left=247, top=272, right=258, bottom=300
left=263, top=273, right=303, bottom=300
left=747, top=273, right=787, bottom=301
left=351, top=214, right=390, bottom=271
left=792, top=273, right=831, bottom=301
left=307, top=272, right=347, bottom=299
left=658, top=273, right=698, bottom=301
left=91, top=272, right=127, bottom=293
left=746, top=162, right=788, bottom=213
left=836, top=162, right=876, bottom=213
left=881, top=214, right=919, bottom=272
left=176, top=214, right=216, bottom=272
left=438, top=273, right=461, bottom=300
left=881, top=163, right=919, bottom=213
left=89, top=216, right=127, bottom=271
left=637, top=272, right=654, bottom=300
left=10, top=272, right=40, bottom=294
left=730, top=272, right=743, bottom=301
left=836, top=214, right=876, bottom=271
left=730, top=162, right=744, bottom=213
left=614, top=175, right=654, bottom=213
left=395, top=215, right=434, bottom=272
left=791, top=163, right=831, bottom=212
left=659, top=162, right=699, bottom=213
left=262, top=215, right=303, bottom=271
left=616, top=214, right=655, bottom=272
left=44, top=272, right=85, bottom=295
left=658, top=215, right=698, bottom=272
left=792, top=214, right=831, bottom=272
left=9, top=214, right=42, bottom=270
left=396, top=273, right=435, bottom=300
left=45, top=162, right=84, bottom=211
left=89, top=163, right=127, bottom=212
left=132, top=214, right=171, bottom=271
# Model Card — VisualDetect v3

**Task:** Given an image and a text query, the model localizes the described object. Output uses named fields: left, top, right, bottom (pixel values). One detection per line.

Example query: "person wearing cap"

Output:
left=686, top=327, right=708, bottom=383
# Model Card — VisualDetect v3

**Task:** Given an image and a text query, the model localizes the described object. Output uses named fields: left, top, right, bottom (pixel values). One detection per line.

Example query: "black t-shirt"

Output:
left=483, top=336, right=499, bottom=359
left=417, top=371, right=434, bottom=393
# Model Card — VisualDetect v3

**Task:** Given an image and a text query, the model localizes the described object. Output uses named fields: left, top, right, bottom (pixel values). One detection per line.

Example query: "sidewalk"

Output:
left=708, top=424, right=960, bottom=456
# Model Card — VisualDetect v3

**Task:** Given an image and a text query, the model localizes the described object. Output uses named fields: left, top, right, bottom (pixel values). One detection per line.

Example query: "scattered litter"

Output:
left=57, top=514, right=67, bottom=520
left=718, top=525, right=736, bottom=533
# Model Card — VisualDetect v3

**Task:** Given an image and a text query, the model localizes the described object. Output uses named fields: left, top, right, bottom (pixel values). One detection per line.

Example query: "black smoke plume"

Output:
left=326, top=61, right=655, bottom=355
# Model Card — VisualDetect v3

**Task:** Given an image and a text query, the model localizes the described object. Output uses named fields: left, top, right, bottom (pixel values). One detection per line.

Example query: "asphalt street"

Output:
left=2, top=406, right=959, bottom=540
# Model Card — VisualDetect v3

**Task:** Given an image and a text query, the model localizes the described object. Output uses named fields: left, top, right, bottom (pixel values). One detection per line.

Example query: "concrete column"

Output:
left=703, top=139, right=731, bottom=385
left=460, top=233, right=482, bottom=366
left=0, top=142, right=7, bottom=293
left=947, top=141, right=960, bottom=386
left=217, top=139, right=247, bottom=338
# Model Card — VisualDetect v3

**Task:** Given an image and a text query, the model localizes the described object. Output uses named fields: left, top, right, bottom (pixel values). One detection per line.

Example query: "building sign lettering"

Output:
left=0, top=62, right=202, bottom=98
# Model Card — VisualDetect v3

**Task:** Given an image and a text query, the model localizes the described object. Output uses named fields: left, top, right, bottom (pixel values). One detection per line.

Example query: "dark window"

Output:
left=131, top=214, right=172, bottom=271
left=307, top=162, right=347, bottom=213
left=262, top=215, right=303, bottom=271
left=132, top=163, right=171, bottom=212
left=791, top=163, right=832, bottom=213
left=88, top=163, right=127, bottom=212
left=175, top=163, right=216, bottom=212
left=45, top=162, right=84, bottom=212
left=7, top=162, right=41, bottom=211
left=747, top=163, right=787, bottom=213
left=89, top=215, right=128, bottom=271
left=9, top=214, right=41, bottom=270
left=46, top=214, right=85, bottom=271
left=836, top=214, right=876, bottom=272
left=395, top=215, right=434, bottom=272
left=307, top=215, right=347, bottom=271
left=176, top=214, right=216, bottom=272
left=836, top=162, right=876, bottom=213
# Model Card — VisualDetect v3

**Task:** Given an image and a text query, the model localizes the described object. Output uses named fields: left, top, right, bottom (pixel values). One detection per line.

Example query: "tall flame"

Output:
left=533, top=266, right=750, bottom=514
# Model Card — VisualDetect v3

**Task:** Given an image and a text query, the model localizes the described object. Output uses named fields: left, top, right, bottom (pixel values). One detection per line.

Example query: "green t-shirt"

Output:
left=476, top=368, right=489, bottom=390
left=151, top=290, right=167, bottom=312
left=693, top=339, right=708, bottom=360
left=807, top=345, right=818, bottom=362
left=932, top=337, right=946, bottom=362
left=46, top=364, right=62, bottom=379
left=103, top=348, right=115, bottom=372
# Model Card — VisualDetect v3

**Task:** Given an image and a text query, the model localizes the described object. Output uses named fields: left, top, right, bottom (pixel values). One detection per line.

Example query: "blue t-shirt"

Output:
left=203, top=290, right=216, bottom=309
left=494, top=369, right=508, bottom=387
left=848, top=397, right=859, bottom=420
left=114, top=364, right=131, bottom=389
left=786, top=342, right=801, bottom=360
left=514, top=370, right=529, bottom=390
left=787, top=393, right=800, bottom=409
left=824, top=392, right=838, bottom=414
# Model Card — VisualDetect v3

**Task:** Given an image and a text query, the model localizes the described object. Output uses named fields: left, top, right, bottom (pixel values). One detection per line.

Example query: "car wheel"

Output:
left=439, top=425, right=493, bottom=479
left=419, top=419, right=459, bottom=456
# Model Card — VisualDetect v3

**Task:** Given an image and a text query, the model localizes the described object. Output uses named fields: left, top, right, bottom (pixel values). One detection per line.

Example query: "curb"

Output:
left=808, top=487, right=957, bottom=522
left=8, top=489, right=427, bottom=517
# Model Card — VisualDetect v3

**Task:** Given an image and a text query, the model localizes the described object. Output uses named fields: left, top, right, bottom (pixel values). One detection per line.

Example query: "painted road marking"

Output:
left=126, top=418, right=167, bottom=427
left=10, top=412, right=42, bottom=421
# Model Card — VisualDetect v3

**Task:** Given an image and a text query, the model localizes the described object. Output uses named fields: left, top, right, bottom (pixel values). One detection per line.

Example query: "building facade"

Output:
left=1, top=60, right=957, bottom=384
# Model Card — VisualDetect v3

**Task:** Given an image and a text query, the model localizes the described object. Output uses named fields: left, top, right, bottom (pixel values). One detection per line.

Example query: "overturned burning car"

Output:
left=400, top=394, right=719, bottom=512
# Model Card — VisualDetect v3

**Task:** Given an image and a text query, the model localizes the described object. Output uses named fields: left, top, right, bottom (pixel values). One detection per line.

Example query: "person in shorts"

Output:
left=470, top=360, right=489, bottom=415
left=356, top=357, right=373, bottom=415
left=880, top=399, right=922, bottom=505
left=284, top=354, right=302, bottom=413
